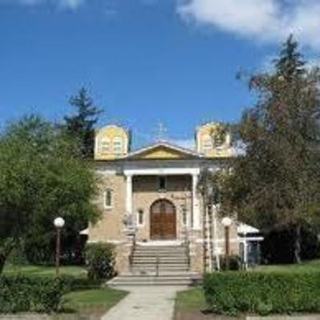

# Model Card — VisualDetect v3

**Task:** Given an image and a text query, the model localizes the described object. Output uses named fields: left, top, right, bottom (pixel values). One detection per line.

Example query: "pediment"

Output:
left=126, top=142, right=201, bottom=160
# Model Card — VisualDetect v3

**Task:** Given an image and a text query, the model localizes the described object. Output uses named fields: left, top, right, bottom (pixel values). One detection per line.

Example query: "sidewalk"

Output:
left=101, top=286, right=187, bottom=320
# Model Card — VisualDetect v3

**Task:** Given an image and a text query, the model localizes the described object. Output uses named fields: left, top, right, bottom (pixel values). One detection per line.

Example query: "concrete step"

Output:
left=107, top=273, right=202, bottom=287
left=132, top=263, right=189, bottom=267
left=132, top=258, right=188, bottom=263
left=133, top=251, right=187, bottom=256
left=131, top=267, right=190, bottom=272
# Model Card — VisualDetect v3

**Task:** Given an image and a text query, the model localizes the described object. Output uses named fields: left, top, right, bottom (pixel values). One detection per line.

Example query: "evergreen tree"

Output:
left=64, top=88, right=102, bottom=159
left=222, top=36, right=320, bottom=263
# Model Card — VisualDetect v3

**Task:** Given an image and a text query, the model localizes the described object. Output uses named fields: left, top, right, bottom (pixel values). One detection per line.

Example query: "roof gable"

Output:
left=125, top=142, right=202, bottom=160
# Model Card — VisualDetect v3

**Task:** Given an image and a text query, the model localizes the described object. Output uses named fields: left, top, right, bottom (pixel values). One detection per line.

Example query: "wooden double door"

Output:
left=150, top=199, right=176, bottom=240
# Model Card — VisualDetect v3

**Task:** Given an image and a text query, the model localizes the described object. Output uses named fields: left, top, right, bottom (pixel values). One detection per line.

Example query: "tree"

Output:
left=221, top=36, right=320, bottom=263
left=64, top=88, right=102, bottom=159
left=0, top=115, right=100, bottom=273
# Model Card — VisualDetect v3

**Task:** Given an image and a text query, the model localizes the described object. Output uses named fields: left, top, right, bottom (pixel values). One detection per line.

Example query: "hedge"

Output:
left=0, top=275, right=102, bottom=313
left=203, top=272, right=320, bottom=316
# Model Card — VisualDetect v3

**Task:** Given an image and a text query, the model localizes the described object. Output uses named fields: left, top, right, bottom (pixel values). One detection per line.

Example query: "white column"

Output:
left=192, top=173, right=201, bottom=230
left=126, top=174, right=133, bottom=217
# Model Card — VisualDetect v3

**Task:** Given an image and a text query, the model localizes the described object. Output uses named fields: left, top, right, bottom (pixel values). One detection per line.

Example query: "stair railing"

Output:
left=129, top=231, right=136, bottom=272
left=184, top=226, right=191, bottom=270
left=155, top=255, right=160, bottom=277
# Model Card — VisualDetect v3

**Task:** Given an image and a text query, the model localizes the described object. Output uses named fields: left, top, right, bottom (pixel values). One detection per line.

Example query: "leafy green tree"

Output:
left=222, top=36, right=320, bottom=263
left=64, top=87, right=102, bottom=159
left=0, top=115, right=100, bottom=273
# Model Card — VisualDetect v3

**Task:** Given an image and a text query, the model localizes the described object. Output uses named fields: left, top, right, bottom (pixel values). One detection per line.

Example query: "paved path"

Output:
left=101, top=286, right=187, bottom=320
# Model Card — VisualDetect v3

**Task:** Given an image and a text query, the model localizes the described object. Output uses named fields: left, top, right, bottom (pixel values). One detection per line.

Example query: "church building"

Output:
left=87, top=122, right=262, bottom=277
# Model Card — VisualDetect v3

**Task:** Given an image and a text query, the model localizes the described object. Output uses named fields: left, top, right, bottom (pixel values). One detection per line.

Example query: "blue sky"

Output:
left=0, top=0, right=319, bottom=147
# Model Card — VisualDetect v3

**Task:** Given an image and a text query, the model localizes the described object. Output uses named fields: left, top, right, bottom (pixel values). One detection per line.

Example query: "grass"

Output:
left=64, top=287, right=127, bottom=313
left=175, top=287, right=206, bottom=313
left=254, top=259, right=320, bottom=273
left=2, top=264, right=127, bottom=316
left=3, top=264, right=87, bottom=278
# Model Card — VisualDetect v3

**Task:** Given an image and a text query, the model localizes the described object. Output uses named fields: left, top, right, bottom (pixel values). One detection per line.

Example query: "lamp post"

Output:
left=221, top=217, right=232, bottom=270
left=53, top=217, right=65, bottom=277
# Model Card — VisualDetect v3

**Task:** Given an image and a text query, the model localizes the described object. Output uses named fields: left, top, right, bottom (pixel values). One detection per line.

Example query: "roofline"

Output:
left=124, top=140, right=204, bottom=159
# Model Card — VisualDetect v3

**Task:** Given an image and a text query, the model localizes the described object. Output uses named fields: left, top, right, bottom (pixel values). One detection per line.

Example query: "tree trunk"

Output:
left=293, top=224, right=302, bottom=264
left=0, top=241, right=14, bottom=275
left=0, top=254, right=6, bottom=274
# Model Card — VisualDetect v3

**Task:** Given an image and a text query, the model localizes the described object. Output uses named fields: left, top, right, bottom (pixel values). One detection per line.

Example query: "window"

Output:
left=137, top=209, right=144, bottom=226
left=202, top=134, right=212, bottom=152
left=99, top=138, right=110, bottom=153
left=113, top=137, right=123, bottom=155
left=158, top=176, right=167, bottom=191
left=104, top=189, right=113, bottom=209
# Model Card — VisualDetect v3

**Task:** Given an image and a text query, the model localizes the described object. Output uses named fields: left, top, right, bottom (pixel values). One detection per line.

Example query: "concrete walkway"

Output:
left=101, top=286, right=187, bottom=320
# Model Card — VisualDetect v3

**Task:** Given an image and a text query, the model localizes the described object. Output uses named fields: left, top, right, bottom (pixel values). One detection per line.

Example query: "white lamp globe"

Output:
left=221, top=217, right=232, bottom=227
left=54, top=217, right=65, bottom=229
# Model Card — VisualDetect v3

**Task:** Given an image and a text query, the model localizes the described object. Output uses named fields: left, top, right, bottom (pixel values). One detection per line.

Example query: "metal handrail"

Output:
left=155, top=255, right=160, bottom=277
left=184, top=226, right=191, bottom=270
left=129, top=231, right=136, bottom=271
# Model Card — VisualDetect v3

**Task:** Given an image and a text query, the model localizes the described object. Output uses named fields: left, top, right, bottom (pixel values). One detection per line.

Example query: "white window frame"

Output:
left=104, top=189, right=113, bottom=210
left=99, top=137, right=111, bottom=154
left=202, top=134, right=213, bottom=152
left=113, top=137, right=123, bottom=155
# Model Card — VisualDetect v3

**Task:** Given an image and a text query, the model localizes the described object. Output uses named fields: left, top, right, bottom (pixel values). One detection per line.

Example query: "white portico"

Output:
left=124, top=167, right=201, bottom=232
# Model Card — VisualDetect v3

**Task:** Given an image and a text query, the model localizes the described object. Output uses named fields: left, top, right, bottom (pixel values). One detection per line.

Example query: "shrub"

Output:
left=0, top=276, right=68, bottom=313
left=0, top=274, right=101, bottom=314
left=203, top=272, right=320, bottom=316
left=85, top=242, right=115, bottom=280
left=219, top=255, right=241, bottom=271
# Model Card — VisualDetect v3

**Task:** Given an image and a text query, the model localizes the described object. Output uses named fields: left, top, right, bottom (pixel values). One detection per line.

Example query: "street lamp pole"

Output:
left=53, top=217, right=65, bottom=277
left=221, top=217, right=232, bottom=271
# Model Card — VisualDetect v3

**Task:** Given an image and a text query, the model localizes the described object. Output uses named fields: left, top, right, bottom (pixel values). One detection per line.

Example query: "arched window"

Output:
left=113, top=137, right=123, bottom=155
left=104, top=189, right=113, bottom=209
left=99, top=137, right=110, bottom=153
left=202, top=134, right=212, bottom=152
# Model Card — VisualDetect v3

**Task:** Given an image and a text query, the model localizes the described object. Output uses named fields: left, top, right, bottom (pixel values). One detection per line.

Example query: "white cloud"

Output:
left=177, top=0, right=320, bottom=51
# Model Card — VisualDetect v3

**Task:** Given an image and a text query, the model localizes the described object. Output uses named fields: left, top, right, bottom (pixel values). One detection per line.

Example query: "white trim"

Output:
left=192, top=173, right=200, bottom=230
left=126, top=175, right=133, bottom=215
left=124, top=167, right=200, bottom=176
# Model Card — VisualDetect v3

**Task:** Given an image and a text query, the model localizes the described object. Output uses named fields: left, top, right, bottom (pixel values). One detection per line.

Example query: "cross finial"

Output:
left=155, top=122, right=167, bottom=142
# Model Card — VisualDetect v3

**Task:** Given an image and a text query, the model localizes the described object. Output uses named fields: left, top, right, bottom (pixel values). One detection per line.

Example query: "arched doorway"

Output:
left=150, top=199, right=176, bottom=240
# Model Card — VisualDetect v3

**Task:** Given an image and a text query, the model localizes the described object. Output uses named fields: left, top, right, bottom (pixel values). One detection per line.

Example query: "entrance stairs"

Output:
left=107, top=244, right=201, bottom=286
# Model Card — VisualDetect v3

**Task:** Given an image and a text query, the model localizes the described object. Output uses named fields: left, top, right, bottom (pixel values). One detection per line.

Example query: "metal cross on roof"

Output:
left=155, top=122, right=168, bottom=142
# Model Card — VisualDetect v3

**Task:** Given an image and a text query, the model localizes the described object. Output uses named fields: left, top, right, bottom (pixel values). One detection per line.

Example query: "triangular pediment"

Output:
left=125, top=142, right=201, bottom=160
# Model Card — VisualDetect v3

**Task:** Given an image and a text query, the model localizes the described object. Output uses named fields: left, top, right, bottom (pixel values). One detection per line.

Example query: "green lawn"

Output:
left=3, top=264, right=87, bottom=278
left=175, top=287, right=206, bottom=313
left=254, top=259, right=320, bottom=273
left=64, top=287, right=127, bottom=313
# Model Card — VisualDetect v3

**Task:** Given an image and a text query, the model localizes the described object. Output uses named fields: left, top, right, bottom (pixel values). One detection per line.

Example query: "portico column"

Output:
left=126, top=174, right=133, bottom=217
left=192, top=173, right=201, bottom=230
